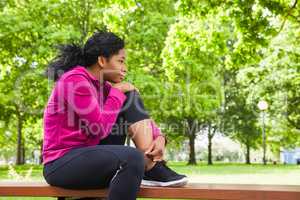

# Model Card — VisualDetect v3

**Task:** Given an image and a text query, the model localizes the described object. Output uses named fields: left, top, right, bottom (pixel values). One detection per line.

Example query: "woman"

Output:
left=42, top=30, right=188, bottom=200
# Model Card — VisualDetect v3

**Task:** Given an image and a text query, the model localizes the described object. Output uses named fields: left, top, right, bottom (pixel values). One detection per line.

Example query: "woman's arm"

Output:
left=61, top=74, right=127, bottom=139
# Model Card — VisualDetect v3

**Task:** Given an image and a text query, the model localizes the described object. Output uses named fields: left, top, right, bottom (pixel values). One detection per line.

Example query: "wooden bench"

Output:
left=0, top=181, right=300, bottom=199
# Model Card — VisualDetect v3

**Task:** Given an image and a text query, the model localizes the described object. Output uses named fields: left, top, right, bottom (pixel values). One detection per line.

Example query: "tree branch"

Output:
left=277, top=0, right=298, bottom=35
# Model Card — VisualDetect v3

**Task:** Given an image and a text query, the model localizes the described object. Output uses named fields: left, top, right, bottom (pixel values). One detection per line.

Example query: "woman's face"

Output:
left=101, top=48, right=127, bottom=83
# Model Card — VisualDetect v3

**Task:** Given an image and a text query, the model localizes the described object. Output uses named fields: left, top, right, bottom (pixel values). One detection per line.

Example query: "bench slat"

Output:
left=0, top=182, right=300, bottom=200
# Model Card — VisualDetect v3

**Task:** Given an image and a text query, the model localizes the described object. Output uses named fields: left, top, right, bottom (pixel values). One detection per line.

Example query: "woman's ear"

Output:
left=97, top=56, right=106, bottom=68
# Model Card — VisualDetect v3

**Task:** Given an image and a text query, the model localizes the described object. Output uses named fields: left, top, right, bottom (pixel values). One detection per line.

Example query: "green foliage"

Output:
left=0, top=0, right=299, bottom=165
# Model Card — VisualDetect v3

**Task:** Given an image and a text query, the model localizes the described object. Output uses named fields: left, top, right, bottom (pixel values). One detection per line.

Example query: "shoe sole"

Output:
left=141, top=177, right=188, bottom=187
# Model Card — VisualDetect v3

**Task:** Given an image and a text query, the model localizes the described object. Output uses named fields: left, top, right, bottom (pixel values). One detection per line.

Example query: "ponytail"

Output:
left=46, top=43, right=85, bottom=81
left=46, top=30, right=125, bottom=81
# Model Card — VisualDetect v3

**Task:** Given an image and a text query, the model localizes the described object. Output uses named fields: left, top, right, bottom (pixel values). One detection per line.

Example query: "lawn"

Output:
left=0, top=162, right=299, bottom=200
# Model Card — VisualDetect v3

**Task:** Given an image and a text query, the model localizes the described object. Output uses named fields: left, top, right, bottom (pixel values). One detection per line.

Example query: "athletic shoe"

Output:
left=141, top=160, right=188, bottom=187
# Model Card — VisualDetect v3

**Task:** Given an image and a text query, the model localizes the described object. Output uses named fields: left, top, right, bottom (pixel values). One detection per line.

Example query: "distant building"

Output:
left=280, top=148, right=300, bottom=164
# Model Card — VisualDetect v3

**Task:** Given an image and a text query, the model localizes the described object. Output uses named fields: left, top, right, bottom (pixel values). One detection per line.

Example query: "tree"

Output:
left=161, top=13, right=226, bottom=164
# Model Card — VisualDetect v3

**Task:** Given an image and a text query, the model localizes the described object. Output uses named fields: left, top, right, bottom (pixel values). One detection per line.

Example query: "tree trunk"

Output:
left=22, top=140, right=25, bottom=164
left=187, top=119, right=197, bottom=165
left=188, top=132, right=196, bottom=165
left=16, top=113, right=24, bottom=165
left=245, top=143, right=251, bottom=164
left=208, top=124, right=213, bottom=165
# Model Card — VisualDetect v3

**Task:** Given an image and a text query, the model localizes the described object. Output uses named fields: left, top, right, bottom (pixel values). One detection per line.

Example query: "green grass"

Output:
left=170, top=161, right=300, bottom=176
left=168, top=161, right=300, bottom=185
left=1, top=162, right=299, bottom=200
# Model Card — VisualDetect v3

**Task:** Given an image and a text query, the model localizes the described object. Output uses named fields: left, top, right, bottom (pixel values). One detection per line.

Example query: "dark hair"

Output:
left=46, top=30, right=125, bottom=81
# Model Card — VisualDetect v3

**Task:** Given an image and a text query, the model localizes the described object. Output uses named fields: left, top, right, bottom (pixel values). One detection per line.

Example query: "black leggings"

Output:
left=43, top=91, right=150, bottom=200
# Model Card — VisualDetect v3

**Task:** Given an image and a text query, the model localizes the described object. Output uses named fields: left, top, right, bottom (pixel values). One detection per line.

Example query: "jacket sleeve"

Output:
left=61, top=74, right=126, bottom=139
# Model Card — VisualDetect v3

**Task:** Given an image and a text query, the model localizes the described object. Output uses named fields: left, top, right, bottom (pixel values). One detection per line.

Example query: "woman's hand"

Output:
left=145, top=136, right=166, bottom=162
left=112, top=82, right=139, bottom=93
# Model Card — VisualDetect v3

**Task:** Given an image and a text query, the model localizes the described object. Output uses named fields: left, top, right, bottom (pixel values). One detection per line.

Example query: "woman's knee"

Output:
left=121, top=90, right=149, bottom=122
left=124, top=90, right=144, bottom=105
left=124, top=90, right=139, bottom=97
